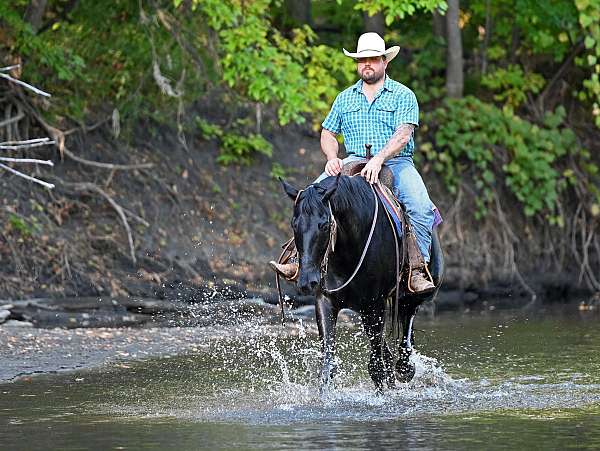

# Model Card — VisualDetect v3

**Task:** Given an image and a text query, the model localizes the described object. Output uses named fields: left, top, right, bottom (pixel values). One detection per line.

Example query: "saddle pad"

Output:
left=376, top=184, right=444, bottom=238
left=376, top=184, right=404, bottom=236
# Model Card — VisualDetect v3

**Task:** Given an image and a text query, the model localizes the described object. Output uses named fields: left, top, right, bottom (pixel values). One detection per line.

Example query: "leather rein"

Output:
left=321, top=180, right=379, bottom=293
left=275, top=177, right=404, bottom=324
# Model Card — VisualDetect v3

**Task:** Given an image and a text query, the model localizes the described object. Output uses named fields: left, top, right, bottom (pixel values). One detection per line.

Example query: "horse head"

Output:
left=281, top=177, right=338, bottom=295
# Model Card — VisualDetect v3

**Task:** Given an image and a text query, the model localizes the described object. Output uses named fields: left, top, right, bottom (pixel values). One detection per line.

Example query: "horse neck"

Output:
left=331, top=187, right=379, bottom=252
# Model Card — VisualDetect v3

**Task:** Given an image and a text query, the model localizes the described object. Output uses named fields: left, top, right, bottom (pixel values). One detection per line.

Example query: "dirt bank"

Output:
left=0, top=105, right=597, bottom=308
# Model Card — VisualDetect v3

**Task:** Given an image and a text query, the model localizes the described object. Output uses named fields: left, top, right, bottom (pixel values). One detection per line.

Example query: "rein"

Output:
left=275, top=177, right=404, bottom=324
left=322, top=181, right=378, bottom=293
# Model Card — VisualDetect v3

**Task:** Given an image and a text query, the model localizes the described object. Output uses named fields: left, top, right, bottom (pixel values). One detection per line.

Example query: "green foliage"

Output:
left=0, top=2, right=85, bottom=82
left=424, top=97, right=580, bottom=219
left=469, top=0, right=580, bottom=62
left=270, top=162, right=289, bottom=180
left=196, top=118, right=272, bottom=166
left=354, top=0, right=447, bottom=25
left=196, top=118, right=223, bottom=140
left=219, top=133, right=273, bottom=166
left=8, top=213, right=38, bottom=237
left=193, top=0, right=354, bottom=126
left=481, top=65, right=545, bottom=109
left=575, top=0, right=600, bottom=127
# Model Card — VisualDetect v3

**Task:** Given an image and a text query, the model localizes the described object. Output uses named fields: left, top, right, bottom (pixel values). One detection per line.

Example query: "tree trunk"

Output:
left=445, top=0, right=464, bottom=98
left=432, top=9, right=446, bottom=42
left=285, top=0, right=312, bottom=27
left=363, top=11, right=385, bottom=35
left=24, top=0, right=49, bottom=33
left=480, top=0, right=492, bottom=74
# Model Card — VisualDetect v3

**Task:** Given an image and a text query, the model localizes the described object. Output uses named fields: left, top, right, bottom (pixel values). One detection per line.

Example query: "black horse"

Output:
left=281, top=174, right=443, bottom=392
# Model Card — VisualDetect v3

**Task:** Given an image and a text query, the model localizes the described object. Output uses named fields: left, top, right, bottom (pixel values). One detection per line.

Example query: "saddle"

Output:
left=341, top=159, right=395, bottom=190
left=341, top=159, right=431, bottom=291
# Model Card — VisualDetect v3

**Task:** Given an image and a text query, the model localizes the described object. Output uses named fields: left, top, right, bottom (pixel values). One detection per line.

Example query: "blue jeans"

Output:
left=315, top=155, right=435, bottom=262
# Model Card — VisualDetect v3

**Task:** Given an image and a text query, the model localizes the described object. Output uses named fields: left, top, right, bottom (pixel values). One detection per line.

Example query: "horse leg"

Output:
left=361, top=311, right=387, bottom=393
left=382, top=341, right=396, bottom=389
left=395, top=306, right=417, bottom=383
left=315, top=294, right=339, bottom=389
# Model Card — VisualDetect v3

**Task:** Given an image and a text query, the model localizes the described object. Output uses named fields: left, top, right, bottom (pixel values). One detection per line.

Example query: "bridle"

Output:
left=275, top=177, right=404, bottom=325
left=314, top=180, right=379, bottom=293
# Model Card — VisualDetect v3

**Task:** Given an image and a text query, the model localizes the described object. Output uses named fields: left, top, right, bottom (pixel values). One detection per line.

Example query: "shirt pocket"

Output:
left=341, top=102, right=362, bottom=134
left=376, top=102, right=398, bottom=129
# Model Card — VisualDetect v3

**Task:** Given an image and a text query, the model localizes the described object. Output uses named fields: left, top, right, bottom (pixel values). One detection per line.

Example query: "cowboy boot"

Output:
left=410, top=267, right=435, bottom=294
left=268, top=241, right=299, bottom=281
left=406, top=229, right=435, bottom=294
left=268, top=260, right=299, bottom=281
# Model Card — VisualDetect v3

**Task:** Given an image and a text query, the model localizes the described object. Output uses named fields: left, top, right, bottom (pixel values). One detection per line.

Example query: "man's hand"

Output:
left=325, top=157, right=343, bottom=176
left=360, top=156, right=384, bottom=184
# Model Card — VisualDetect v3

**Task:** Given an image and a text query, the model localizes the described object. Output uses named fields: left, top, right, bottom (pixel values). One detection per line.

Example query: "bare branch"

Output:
left=63, top=147, right=154, bottom=170
left=0, top=138, right=55, bottom=150
left=0, top=65, right=21, bottom=72
left=63, top=181, right=138, bottom=264
left=0, top=157, right=53, bottom=165
left=22, top=105, right=153, bottom=170
left=0, top=162, right=54, bottom=189
left=0, top=72, right=51, bottom=97
left=0, top=112, right=25, bottom=129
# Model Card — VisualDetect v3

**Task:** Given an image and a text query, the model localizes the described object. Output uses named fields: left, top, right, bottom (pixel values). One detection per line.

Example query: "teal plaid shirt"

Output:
left=322, top=76, right=419, bottom=157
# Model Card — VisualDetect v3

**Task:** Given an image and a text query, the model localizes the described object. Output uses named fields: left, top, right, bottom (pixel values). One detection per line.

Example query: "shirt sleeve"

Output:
left=396, top=90, right=419, bottom=127
left=321, top=95, right=342, bottom=134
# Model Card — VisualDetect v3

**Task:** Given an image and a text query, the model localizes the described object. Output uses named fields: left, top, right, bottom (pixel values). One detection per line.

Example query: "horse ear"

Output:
left=279, top=178, right=299, bottom=201
left=322, top=174, right=340, bottom=203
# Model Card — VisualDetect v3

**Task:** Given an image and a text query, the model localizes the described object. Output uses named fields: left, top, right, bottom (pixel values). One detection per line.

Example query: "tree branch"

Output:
left=0, top=162, right=54, bottom=188
left=60, top=181, right=139, bottom=264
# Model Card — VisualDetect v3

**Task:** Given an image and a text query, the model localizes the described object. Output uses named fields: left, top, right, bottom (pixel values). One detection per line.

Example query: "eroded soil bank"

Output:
left=0, top=110, right=597, bottom=317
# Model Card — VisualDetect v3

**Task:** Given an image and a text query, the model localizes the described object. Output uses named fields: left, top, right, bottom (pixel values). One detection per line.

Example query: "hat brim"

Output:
left=343, top=45, right=400, bottom=63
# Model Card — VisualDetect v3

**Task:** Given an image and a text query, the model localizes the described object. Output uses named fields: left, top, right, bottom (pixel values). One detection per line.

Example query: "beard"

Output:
left=360, top=67, right=384, bottom=84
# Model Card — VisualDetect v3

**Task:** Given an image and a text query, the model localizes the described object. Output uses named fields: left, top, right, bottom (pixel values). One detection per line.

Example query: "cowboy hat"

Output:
left=343, top=32, right=400, bottom=62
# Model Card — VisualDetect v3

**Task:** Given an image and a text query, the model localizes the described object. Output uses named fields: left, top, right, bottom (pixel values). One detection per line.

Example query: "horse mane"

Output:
left=297, top=184, right=329, bottom=216
left=329, top=175, right=374, bottom=215
left=297, top=175, right=374, bottom=220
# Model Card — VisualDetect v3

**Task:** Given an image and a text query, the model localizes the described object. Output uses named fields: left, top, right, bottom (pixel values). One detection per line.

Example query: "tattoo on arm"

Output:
left=377, top=124, right=415, bottom=162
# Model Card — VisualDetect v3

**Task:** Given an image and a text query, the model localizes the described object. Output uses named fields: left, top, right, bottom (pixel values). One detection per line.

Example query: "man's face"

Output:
left=356, top=56, right=387, bottom=84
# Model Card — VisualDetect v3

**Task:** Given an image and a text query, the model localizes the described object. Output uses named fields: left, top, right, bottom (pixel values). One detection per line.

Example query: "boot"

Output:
left=406, top=229, right=435, bottom=294
left=410, top=268, right=435, bottom=294
left=268, top=261, right=299, bottom=281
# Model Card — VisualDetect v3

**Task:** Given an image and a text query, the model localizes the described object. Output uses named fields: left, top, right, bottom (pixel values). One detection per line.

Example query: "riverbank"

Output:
left=1, top=112, right=598, bottom=306
left=0, top=297, right=370, bottom=383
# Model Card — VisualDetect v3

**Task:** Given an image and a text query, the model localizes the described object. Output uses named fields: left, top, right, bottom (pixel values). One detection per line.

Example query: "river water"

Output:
left=1, top=306, right=599, bottom=450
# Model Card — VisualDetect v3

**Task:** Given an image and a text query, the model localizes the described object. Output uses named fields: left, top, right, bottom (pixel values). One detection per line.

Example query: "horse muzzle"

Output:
left=297, top=268, right=321, bottom=295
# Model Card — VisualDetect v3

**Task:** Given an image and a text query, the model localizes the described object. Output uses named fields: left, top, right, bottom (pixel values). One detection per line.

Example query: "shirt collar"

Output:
left=352, top=75, right=394, bottom=95
left=383, top=75, right=394, bottom=92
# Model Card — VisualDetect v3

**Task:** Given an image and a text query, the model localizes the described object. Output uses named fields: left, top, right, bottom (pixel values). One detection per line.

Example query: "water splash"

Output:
left=95, top=314, right=600, bottom=425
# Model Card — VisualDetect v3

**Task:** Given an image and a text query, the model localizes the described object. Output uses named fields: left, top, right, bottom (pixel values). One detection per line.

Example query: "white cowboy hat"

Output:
left=343, top=32, right=400, bottom=62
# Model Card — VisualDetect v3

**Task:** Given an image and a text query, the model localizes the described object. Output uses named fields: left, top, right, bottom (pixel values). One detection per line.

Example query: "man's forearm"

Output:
left=375, top=124, right=414, bottom=162
left=321, top=129, right=339, bottom=160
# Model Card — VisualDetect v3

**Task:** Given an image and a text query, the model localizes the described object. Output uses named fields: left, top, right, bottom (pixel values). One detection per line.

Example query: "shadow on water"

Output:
left=1, top=307, right=600, bottom=450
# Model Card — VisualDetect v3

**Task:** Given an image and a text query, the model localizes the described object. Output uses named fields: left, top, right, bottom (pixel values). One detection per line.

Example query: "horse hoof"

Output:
left=395, top=362, right=416, bottom=383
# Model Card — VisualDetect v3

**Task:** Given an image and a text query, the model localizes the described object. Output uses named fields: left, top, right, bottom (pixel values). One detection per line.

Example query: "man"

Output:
left=271, top=32, right=435, bottom=293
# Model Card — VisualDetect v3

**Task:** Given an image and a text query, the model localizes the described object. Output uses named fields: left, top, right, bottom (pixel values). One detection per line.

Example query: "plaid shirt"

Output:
left=322, top=76, right=419, bottom=157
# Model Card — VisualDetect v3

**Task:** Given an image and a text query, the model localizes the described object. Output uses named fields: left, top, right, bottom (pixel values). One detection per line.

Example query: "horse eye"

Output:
left=318, top=222, right=330, bottom=231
